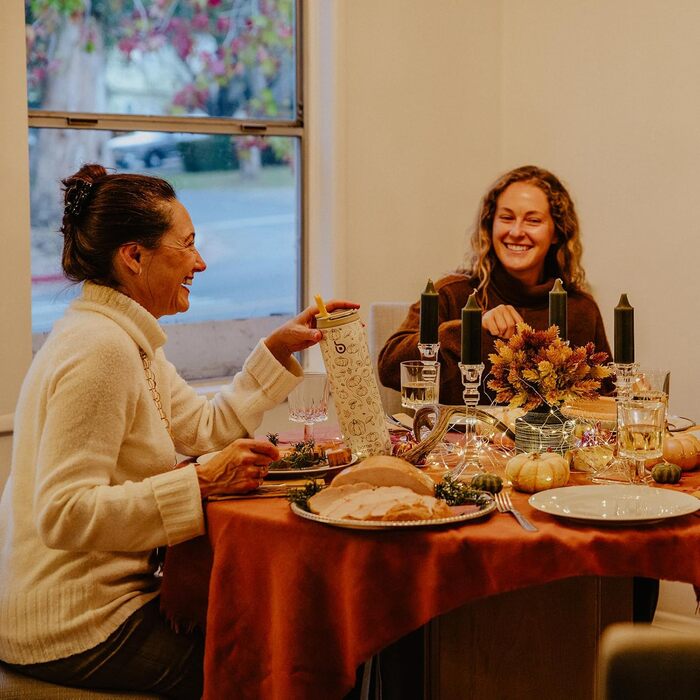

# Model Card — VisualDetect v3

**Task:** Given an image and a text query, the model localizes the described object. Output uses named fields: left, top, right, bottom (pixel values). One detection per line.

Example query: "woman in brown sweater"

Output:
left=378, top=165, right=612, bottom=406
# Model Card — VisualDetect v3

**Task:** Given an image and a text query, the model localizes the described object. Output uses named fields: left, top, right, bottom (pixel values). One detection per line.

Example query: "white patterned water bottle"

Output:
left=316, top=309, right=392, bottom=458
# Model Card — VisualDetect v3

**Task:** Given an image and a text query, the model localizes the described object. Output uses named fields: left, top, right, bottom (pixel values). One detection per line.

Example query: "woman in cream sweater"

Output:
left=0, top=163, right=356, bottom=698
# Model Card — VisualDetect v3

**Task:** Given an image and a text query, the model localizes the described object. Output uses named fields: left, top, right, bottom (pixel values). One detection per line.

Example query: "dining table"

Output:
left=161, top=428, right=700, bottom=700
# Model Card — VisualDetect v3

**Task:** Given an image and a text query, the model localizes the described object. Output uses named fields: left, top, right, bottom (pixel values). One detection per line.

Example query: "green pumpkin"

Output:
left=470, top=473, right=503, bottom=494
left=651, top=462, right=682, bottom=484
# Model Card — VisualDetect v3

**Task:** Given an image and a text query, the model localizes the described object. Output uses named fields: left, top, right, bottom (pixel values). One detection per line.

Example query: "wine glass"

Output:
left=288, top=372, right=330, bottom=443
left=617, top=396, right=667, bottom=484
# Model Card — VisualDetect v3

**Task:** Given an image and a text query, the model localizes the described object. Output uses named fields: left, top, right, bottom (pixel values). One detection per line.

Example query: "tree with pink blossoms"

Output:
left=26, top=0, right=296, bottom=224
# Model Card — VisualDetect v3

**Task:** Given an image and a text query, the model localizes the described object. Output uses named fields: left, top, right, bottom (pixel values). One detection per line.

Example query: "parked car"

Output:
left=106, top=131, right=212, bottom=169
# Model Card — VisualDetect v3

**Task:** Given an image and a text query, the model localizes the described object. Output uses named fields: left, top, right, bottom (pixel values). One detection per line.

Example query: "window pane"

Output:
left=29, top=128, right=300, bottom=338
left=26, top=1, right=297, bottom=121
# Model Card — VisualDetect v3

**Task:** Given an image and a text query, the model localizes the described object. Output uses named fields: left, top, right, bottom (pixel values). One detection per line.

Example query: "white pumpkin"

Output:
left=505, top=451, right=570, bottom=493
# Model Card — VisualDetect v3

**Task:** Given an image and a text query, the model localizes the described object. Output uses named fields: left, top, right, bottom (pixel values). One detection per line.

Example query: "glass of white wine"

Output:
left=288, top=372, right=330, bottom=442
left=400, top=360, right=440, bottom=410
left=618, top=396, right=667, bottom=484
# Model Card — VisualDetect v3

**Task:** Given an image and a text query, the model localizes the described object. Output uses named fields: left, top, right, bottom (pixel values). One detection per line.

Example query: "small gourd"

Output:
left=651, top=462, right=682, bottom=484
left=505, top=451, right=570, bottom=493
left=470, top=473, right=503, bottom=494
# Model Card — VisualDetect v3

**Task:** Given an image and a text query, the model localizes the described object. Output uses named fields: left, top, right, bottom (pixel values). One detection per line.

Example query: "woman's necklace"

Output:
left=139, top=349, right=172, bottom=437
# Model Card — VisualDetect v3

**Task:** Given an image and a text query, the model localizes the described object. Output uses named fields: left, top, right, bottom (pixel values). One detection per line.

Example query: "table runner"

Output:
left=161, top=471, right=700, bottom=700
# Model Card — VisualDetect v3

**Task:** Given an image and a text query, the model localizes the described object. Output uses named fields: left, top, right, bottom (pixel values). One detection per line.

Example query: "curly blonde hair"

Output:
left=465, top=165, right=587, bottom=307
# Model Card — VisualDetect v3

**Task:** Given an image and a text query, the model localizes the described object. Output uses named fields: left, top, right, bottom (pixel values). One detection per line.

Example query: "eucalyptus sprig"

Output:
left=286, top=480, right=325, bottom=512
left=435, top=476, right=492, bottom=507
left=270, top=440, right=324, bottom=470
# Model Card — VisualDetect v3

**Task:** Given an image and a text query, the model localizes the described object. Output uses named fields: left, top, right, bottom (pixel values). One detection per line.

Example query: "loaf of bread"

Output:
left=331, top=455, right=434, bottom=495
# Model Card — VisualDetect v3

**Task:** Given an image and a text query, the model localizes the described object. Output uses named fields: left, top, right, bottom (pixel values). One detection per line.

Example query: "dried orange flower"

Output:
left=487, top=323, right=610, bottom=411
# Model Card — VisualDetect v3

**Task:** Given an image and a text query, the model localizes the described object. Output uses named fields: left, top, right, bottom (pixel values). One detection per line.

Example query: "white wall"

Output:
left=338, top=0, right=503, bottom=309
left=500, top=0, right=700, bottom=418
left=0, top=1, right=32, bottom=487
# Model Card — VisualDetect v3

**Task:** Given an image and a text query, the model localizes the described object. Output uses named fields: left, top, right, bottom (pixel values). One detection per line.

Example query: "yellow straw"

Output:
left=314, top=294, right=329, bottom=317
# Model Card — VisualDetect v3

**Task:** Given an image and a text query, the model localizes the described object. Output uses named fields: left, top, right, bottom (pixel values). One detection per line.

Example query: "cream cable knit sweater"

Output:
left=0, top=282, right=302, bottom=664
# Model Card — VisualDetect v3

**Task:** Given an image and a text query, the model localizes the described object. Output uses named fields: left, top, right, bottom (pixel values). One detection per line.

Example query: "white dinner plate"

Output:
left=290, top=498, right=496, bottom=530
left=528, top=484, right=700, bottom=525
left=196, top=450, right=358, bottom=479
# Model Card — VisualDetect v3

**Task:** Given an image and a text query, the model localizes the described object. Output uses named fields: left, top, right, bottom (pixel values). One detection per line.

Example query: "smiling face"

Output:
left=138, top=200, right=206, bottom=318
left=491, top=181, right=556, bottom=286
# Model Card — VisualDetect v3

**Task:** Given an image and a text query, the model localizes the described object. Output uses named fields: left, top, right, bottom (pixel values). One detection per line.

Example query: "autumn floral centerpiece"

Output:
left=487, top=324, right=611, bottom=453
left=487, top=323, right=610, bottom=410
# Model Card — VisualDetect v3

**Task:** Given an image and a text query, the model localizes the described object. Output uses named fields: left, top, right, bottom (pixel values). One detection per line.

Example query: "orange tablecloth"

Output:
left=161, top=472, right=700, bottom=700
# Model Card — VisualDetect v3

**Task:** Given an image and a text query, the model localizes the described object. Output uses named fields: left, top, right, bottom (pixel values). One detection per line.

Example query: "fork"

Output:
left=494, top=491, right=538, bottom=532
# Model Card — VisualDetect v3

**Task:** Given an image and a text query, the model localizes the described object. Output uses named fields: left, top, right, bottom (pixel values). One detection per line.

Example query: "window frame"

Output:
left=26, top=0, right=306, bottom=381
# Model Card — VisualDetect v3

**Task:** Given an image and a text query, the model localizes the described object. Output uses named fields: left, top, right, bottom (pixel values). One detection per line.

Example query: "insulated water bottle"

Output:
left=316, top=309, right=392, bottom=458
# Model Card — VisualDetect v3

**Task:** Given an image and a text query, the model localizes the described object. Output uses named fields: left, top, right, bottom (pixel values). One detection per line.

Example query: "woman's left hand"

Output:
left=264, top=300, right=360, bottom=366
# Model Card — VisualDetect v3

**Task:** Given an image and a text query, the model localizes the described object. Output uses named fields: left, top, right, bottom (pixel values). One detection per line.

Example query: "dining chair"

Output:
left=598, top=622, right=700, bottom=699
left=367, top=301, right=411, bottom=417
left=0, top=661, right=163, bottom=700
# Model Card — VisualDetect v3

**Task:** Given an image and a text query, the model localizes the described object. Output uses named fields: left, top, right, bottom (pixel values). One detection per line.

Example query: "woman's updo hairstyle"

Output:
left=60, top=163, right=177, bottom=285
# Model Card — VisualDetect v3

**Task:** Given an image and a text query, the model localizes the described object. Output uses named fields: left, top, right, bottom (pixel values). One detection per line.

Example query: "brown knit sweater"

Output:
left=378, top=265, right=612, bottom=405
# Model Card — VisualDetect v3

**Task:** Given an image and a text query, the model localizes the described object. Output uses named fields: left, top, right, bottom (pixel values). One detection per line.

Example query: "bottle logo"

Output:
left=333, top=340, right=346, bottom=354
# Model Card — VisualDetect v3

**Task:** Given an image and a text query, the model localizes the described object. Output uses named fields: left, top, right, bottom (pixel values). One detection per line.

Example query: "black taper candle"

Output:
left=549, top=278, right=568, bottom=340
left=461, top=292, right=482, bottom=364
left=614, top=293, right=634, bottom=364
left=419, top=279, right=439, bottom=344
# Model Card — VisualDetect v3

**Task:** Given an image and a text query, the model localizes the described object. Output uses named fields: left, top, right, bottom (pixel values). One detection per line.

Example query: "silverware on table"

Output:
left=494, top=491, right=538, bottom=532
left=208, top=484, right=292, bottom=500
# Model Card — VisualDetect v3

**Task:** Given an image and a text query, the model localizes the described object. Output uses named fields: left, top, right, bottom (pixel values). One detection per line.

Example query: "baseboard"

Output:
left=652, top=609, right=700, bottom=633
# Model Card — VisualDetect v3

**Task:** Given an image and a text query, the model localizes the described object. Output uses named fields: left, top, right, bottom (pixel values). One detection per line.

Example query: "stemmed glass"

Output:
left=617, top=396, right=667, bottom=484
left=288, top=372, right=330, bottom=442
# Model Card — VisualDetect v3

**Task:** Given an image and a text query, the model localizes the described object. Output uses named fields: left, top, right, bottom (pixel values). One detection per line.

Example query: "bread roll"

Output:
left=331, top=455, right=434, bottom=495
left=326, top=446, right=353, bottom=466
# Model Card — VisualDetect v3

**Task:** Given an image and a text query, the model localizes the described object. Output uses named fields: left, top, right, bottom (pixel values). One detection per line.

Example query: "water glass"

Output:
left=632, top=369, right=670, bottom=410
left=400, top=360, right=440, bottom=410
left=288, top=372, right=330, bottom=442
left=633, top=368, right=670, bottom=396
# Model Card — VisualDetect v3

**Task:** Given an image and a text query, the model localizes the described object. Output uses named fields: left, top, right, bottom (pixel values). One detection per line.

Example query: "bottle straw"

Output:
left=314, top=294, right=329, bottom=317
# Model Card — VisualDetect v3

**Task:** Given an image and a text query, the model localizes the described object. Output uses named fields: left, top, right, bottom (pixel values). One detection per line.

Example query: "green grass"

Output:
left=164, top=165, right=296, bottom=190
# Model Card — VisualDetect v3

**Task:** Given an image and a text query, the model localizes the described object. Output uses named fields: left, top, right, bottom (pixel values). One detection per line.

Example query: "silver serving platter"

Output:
left=290, top=497, right=496, bottom=530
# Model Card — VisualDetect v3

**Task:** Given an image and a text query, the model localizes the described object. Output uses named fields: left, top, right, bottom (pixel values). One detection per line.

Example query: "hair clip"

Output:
left=65, top=179, right=94, bottom=217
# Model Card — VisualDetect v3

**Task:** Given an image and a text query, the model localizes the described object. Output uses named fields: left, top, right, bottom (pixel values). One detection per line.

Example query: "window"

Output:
left=25, top=0, right=302, bottom=380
